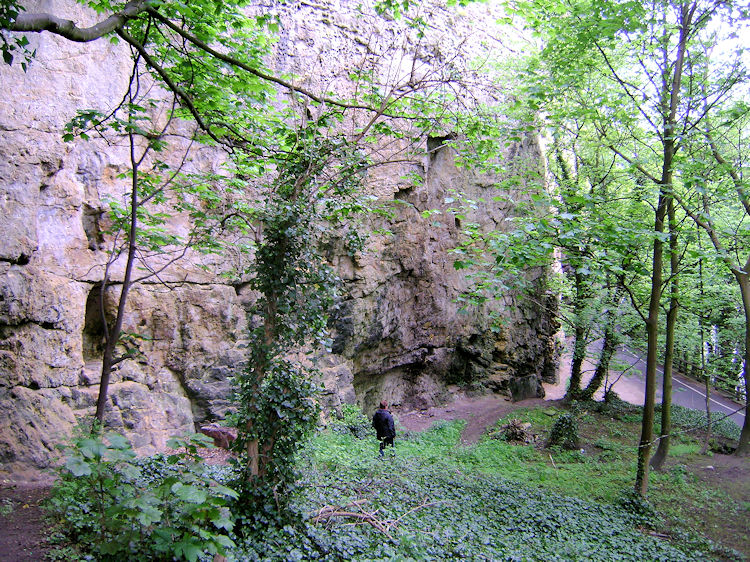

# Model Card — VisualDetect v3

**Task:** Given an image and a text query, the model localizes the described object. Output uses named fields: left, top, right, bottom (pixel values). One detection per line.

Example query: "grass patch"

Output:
left=225, top=402, right=746, bottom=561
left=227, top=429, right=702, bottom=561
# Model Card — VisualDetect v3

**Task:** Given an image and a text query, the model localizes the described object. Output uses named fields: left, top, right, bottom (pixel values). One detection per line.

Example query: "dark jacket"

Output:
left=372, top=408, right=395, bottom=439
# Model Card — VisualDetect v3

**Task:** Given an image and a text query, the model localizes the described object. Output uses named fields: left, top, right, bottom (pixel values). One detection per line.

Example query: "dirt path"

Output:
left=0, top=482, right=54, bottom=561
left=398, top=394, right=552, bottom=443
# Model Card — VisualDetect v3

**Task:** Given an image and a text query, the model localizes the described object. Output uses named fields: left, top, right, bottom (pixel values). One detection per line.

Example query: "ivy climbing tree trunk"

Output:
left=566, top=271, right=589, bottom=401
left=581, top=282, right=622, bottom=401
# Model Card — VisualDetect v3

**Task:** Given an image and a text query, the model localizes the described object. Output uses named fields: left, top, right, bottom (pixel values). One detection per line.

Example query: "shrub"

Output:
left=330, top=403, right=372, bottom=439
left=546, top=413, right=580, bottom=450
left=47, top=431, right=237, bottom=561
left=489, top=418, right=537, bottom=443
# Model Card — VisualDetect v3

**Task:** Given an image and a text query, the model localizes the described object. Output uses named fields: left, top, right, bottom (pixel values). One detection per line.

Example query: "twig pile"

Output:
left=311, top=499, right=439, bottom=541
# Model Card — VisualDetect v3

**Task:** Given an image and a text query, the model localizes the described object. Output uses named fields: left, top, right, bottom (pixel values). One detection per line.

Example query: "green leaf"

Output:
left=136, top=505, right=163, bottom=526
left=78, top=438, right=107, bottom=460
left=171, top=483, right=209, bottom=504
left=64, top=455, right=91, bottom=477
left=105, top=432, right=131, bottom=450
left=211, top=484, right=239, bottom=499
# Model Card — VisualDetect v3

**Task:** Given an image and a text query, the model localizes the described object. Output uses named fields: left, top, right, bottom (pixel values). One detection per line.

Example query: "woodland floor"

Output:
left=1, top=392, right=748, bottom=560
left=0, top=482, right=54, bottom=561
left=398, top=393, right=750, bottom=559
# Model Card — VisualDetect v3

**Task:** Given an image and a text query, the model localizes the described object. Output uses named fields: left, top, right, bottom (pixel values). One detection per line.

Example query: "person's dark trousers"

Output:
left=379, top=436, right=394, bottom=456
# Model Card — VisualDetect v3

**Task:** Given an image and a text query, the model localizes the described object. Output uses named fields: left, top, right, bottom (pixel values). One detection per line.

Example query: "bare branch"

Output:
left=9, top=0, right=152, bottom=42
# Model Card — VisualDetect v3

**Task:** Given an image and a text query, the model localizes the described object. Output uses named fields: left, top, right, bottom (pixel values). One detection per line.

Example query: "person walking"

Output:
left=372, top=400, right=395, bottom=457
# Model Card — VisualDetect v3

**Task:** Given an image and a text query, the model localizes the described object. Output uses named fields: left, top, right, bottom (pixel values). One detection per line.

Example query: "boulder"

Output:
left=200, top=425, right=237, bottom=450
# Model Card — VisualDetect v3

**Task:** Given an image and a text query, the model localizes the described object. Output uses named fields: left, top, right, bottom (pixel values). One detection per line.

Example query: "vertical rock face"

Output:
left=329, top=135, right=559, bottom=413
left=0, top=0, right=559, bottom=474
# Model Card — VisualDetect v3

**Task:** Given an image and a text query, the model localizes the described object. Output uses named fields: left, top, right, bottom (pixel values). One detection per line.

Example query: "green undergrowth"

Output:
left=48, top=402, right=744, bottom=560
left=665, top=404, right=742, bottom=441
left=228, top=438, right=699, bottom=560
left=223, top=401, right=745, bottom=561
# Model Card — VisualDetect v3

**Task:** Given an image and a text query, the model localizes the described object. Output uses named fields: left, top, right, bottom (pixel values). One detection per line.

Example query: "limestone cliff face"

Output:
left=0, top=0, right=558, bottom=474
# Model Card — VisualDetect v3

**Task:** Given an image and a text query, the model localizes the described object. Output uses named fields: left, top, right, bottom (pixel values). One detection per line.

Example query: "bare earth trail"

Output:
left=398, top=394, right=551, bottom=443
left=396, top=345, right=613, bottom=443
left=0, top=482, right=54, bottom=561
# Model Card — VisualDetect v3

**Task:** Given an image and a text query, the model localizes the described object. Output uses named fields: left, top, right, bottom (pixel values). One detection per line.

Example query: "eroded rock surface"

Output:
left=0, top=0, right=559, bottom=474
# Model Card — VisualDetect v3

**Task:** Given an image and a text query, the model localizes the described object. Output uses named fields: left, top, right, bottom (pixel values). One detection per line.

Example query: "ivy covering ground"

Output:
left=223, top=415, right=720, bottom=561
left=47, top=401, right=745, bottom=561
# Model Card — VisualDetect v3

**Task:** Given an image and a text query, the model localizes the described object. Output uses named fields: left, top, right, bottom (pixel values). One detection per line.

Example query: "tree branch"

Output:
left=115, top=27, right=225, bottom=145
left=605, top=145, right=660, bottom=185
left=9, top=0, right=152, bottom=42
left=145, top=7, right=389, bottom=114
left=704, top=128, right=750, bottom=216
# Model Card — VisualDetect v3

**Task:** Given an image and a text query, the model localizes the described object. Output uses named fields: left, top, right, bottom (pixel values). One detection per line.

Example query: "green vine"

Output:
left=230, top=131, right=371, bottom=523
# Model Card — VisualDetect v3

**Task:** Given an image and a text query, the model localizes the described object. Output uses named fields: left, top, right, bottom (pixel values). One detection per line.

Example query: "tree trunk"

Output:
left=581, top=317, right=617, bottom=401
left=700, top=375, right=712, bottom=455
left=651, top=199, right=679, bottom=471
left=245, top=225, right=286, bottom=479
left=93, top=133, right=140, bottom=425
left=566, top=271, right=588, bottom=401
left=581, top=283, right=621, bottom=401
left=733, top=270, right=750, bottom=456
left=567, top=322, right=587, bottom=400
left=635, top=189, right=667, bottom=496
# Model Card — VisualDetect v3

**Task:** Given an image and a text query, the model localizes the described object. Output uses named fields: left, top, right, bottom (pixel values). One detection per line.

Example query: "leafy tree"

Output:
left=675, top=102, right=750, bottom=454
left=508, top=0, right=749, bottom=490
left=67, top=62, right=226, bottom=425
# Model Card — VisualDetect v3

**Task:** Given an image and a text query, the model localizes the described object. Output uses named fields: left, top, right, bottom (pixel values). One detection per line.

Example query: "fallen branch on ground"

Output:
left=311, top=499, right=442, bottom=541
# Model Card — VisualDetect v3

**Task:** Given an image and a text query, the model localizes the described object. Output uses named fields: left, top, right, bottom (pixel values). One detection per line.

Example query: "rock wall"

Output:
left=0, top=0, right=558, bottom=475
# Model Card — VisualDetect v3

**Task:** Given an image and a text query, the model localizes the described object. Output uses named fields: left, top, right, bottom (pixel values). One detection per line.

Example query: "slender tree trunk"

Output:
left=581, top=283, right=621, bottom=401
left=734, top=270, right=750, bottom=456
left=635, top=189, right=668, bottom=495
left=94, top=132, right=140, bottom=425
left=696, top=242, right=713, bottom=455
left=700, top=371, right=712, bottom=454
left=651, top=199, right=679, bottom=470
left=566, top=272, right=588, bottom=400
